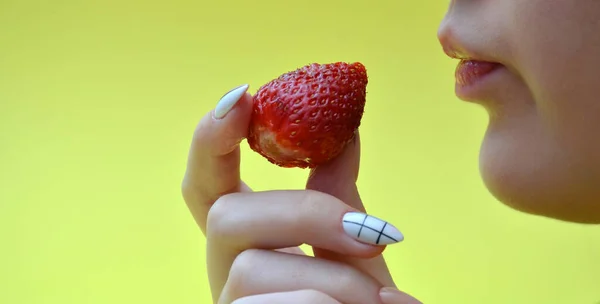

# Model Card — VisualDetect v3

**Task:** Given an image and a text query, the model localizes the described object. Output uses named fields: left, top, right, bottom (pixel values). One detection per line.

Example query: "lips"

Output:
left=438, top=30, right=506, bottom=101
left=455, top=60, right=502, bottom=87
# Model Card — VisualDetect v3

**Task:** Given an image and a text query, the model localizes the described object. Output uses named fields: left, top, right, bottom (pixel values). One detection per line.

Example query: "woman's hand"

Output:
left=181, top=84, right=421, bottom=303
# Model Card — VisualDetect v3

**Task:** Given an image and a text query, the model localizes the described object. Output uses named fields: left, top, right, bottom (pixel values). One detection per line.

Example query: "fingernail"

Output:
left=380, top=287, right=421, bottom=304
left=214, top=84, right=249, bottom=119
left=342, top=212, right=403, bottom=246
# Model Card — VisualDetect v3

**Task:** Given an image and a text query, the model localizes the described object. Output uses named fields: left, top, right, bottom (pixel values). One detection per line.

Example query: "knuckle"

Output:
left=193, top=114, right=238, bottom=156
left=205, top=194, right=237, bottom=240
left=295, top=190, right=338, bottom=229
left=335, top=266, right=367, bottom=293
left=226, top=249, right=265, bottom=295
left=181, top=173, right=214, bottom=207
left=180, top=177, right=200, bottom=204
left=190, top=115, right=220, bottom=157
left=300, top=289, right=338, bottom=303
left=192, top=115, right=212, bottom=143
left=297, top=190, right=326, bottom=219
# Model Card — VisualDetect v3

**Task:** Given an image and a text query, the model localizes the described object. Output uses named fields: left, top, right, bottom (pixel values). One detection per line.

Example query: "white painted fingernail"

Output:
left=342, top=212, right=403, bottom=245
left=214, top=84, right=249, bottom=119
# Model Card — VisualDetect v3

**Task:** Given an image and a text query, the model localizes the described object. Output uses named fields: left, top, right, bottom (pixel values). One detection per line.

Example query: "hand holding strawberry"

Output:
left=181, top=61, right=421, bottom=303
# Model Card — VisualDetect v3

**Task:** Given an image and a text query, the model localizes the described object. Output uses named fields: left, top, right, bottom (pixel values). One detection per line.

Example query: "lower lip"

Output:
left=454, top=60, right=504, bottom=100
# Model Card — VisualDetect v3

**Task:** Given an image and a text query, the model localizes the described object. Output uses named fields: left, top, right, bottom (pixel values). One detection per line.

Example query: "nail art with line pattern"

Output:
left=342, top=212, right=403, bottom=245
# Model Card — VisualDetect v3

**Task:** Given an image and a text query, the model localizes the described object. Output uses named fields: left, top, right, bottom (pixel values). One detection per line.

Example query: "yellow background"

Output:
left=1, top=0, right=599, bottom=303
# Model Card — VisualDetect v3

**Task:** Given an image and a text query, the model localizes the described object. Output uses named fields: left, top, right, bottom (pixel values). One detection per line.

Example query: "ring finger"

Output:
left=232, top=290, right=341, bottom=304
left=220, top=249, right=381, bottom=304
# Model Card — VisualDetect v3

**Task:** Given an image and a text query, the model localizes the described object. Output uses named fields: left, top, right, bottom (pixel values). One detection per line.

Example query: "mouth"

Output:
left=455, top=59, right=503, bottom=87
left=440, top=37, right=507, bottom=101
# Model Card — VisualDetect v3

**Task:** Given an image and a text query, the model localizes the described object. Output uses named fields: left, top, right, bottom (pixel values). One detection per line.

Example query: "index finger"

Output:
left=181, top=84, right=253, bottom=234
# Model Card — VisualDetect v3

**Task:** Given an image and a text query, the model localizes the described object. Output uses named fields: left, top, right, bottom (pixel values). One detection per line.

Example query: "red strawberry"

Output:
left=247, top=62, right=368, bottom=168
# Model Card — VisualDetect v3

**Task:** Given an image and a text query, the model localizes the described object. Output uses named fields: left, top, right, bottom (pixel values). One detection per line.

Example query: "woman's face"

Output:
left=438, top=0, right=600, bottom=223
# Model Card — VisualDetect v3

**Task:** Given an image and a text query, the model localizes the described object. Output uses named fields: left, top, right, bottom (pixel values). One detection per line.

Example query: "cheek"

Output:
left=478, top=1, right=600, bottom=222
left=509, top=1, right=600, bottom=163
left=512, top=2, right=600, bottom=99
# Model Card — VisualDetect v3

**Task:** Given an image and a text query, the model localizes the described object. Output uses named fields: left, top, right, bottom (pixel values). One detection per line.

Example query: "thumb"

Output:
left=306, top=132, right=363, bottom=211
left=181, top=84, right=253, bottom=235
left=306, top=132, right=399, bottom=287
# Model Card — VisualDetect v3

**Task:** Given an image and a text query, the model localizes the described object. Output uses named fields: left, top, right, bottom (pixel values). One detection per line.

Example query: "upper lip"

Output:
left=442, top=44, right=469, bottom=60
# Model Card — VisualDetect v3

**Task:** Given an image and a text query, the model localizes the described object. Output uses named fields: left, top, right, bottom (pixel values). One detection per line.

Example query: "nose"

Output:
left=437, top=0, right=460, bottom=43
left=436, top=3, right=461, bottom=58
left=437, top=12, right=451, bottom=48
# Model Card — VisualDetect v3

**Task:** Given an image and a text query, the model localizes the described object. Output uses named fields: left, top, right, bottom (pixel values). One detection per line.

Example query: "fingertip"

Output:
left=212, top=91, right=254, bottom=122
left=192, top=91, right=253, bottom=157
left=355, top=243, right=387, bottom=259
left=339, top=229, right=388, bottom=259
left=214, top=84, right=250, bottom=119
left=311, top=244, right=385, bottom=265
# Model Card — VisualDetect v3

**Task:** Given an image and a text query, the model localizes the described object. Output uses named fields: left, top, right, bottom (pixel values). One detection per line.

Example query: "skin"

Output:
left=182, top=92, right=419, bottom=303
left=182, top=1, right=600, bottom=302
left=439, top=0, right=600, bottom=223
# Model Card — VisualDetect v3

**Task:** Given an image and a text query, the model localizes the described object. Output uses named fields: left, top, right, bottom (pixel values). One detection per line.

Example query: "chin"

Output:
left=478, top=133, right=600, bottom=225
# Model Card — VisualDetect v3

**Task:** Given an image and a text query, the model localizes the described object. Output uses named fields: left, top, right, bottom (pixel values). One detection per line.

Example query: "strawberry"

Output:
left=247, top=62, right=368, bottom=168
